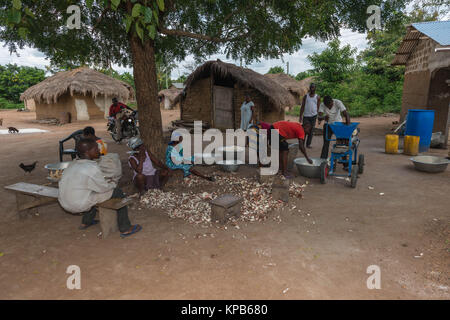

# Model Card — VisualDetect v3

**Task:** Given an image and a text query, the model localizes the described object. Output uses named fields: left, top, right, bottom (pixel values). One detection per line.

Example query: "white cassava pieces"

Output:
left=138, top=175, right=305, bottom=226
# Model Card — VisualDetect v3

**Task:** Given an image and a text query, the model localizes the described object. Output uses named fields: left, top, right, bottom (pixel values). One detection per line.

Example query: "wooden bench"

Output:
left=4, top=183, right=59, bottom=219
left=4, top=183, right=132, bottom=239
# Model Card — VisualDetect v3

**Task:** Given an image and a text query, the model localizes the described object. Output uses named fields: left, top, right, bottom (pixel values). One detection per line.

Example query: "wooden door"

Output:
left=213, top=86, right=234, bottom=129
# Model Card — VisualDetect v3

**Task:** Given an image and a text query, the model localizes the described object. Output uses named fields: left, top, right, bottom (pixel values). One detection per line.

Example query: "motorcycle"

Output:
left=107, top=110, right=140, bottom=142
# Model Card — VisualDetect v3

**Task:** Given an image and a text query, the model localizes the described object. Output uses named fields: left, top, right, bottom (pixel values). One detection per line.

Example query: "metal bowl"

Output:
left=410, top=156, right=449, bottom=173
left=45, top=162, right=72, bottom=182
left=45, top=162, right=71, bottom=171
left=294, top=158, right=328, bottom=178
left=217, top=160, right=244, bottom=172
left=218, top=146, right=245, bottom=161
left=193, top=153, right=217, bottom=165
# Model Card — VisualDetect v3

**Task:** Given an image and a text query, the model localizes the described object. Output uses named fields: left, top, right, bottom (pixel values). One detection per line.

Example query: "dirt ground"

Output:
left=0, top=109, right=448, bottom=300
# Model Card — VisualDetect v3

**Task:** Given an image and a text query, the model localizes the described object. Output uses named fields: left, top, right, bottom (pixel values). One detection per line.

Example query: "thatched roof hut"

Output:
left=20, top=67, right=134, bottom=121
left=265, top=73, right=316, bottom=107
left=158, top=88, right=182, bottom=110
left=265, top=73, right=305, bottom=105
left=179, top=60, right=294, bottom=129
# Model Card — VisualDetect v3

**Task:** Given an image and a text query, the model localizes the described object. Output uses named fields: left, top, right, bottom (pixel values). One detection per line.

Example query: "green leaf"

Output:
left=12, top=0, right=22, bottom=10
left=125, top=15, right=133, bottom=33
left=143, top=7, right=152, bottom=24
left=24, top=7, right=35, bottom=18
left=148, top=24, right=156, bottom=40
left=135, top=21, right=144, bottom=41
left=132, top=4, right=142, bottom=18
left=153, top=9, right=159, bottom=26
left=8, top=9, right=21, bottom=24
left=156, top=0, right=165, bottom=12
left=111, top=0, right=121, bottom=10
left=86, top=0, right=94, bottom=9
left=18, top=27, right=28, bottom=39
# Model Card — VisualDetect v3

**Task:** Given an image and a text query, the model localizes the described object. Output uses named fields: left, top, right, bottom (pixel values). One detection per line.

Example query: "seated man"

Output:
left=82, top=126, right=107, bottom=155
left=271, top=121, right=313, bottom=178
left=109, top=97, right=134, bottom=140
left=128, top=137, right=170, bottom=195
left=166, top=131, right=215, bottom=182
left=58, top=138, right=142, bottom=237
left=318, top=96, right=351, bottom=159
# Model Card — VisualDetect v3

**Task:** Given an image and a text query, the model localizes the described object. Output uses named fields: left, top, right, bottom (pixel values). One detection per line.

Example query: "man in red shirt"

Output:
left=271, top=121, right=313, bottom=178
left=109, top=98, right=134, bottom=140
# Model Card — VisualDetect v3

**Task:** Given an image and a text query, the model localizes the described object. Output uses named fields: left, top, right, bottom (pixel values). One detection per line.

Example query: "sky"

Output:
left=0, top=28, right=368, bottom=79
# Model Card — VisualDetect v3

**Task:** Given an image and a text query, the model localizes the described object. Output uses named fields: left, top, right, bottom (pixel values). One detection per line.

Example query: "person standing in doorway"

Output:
left=240, top=93, right=256, bottom=131
left=300, top=83, right=320, bottom=148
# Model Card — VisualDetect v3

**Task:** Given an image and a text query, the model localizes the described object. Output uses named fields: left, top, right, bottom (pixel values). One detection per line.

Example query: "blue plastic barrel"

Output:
left=405, top=109, right=435, bottom=152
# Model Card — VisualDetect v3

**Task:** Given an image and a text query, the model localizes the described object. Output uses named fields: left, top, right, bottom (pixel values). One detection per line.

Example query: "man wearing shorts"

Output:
left=271, top=121, right=313, bottom=178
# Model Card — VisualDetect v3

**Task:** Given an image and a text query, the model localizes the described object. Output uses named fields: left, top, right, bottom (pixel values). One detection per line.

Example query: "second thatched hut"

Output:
left=159, top=88, right=182, bottom=110
left=177, top=60, right=295, bottom=130
left=20, top=67, right=134, bottom=121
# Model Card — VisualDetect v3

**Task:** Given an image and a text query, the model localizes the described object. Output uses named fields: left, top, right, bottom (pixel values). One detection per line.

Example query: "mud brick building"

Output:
left=392, top=21, right=450, bottom=147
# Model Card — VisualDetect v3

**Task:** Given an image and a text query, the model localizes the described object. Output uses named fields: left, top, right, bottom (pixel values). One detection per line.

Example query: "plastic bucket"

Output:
left=404, top=135, right=420, bottom=156
left=405, top=109, right=434, bottom=152
left=385, top=134, right=399, bottom=154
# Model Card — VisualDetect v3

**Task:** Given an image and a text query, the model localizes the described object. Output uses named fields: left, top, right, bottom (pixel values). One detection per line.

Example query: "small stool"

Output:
left=210, top=194, right=243, bottom=224
left=96, top=198, right=133, bottom=239
left=258, top=168, right=277, bottom=184
left=272, top=178, right=290, bottom=203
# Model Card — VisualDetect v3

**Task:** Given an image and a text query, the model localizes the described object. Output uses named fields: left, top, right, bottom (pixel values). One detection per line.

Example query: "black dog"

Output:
left=8, top=127, right=19, bottom=133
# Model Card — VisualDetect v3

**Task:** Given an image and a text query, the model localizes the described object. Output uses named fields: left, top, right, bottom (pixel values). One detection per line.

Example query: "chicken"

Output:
left=19, top=161, right=38, bottom=174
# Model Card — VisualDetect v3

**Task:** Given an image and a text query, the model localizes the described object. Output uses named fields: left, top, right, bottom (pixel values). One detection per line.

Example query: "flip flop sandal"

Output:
left=79, top=220, right=99, bottom=230
left=120, top=224, right=142, bottom=238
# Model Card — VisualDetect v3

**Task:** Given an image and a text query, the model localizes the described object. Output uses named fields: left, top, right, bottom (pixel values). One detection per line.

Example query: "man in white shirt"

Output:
left=300, top=83, right=320, bottom=148
left=59, top=138, right=142, bottom=237
left=318, top=96, right=351, bottom=159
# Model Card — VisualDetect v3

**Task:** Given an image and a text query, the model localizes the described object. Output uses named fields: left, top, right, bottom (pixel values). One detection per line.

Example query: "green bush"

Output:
left=0, top=97, right=23, bottom=109
left=0, top=64, right=45, bottom=104
left=286, top=105, right=301, bottom=117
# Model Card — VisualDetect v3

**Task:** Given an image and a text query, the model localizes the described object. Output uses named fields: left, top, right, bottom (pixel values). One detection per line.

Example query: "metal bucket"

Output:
left=294, top=158, right=328, bottom=178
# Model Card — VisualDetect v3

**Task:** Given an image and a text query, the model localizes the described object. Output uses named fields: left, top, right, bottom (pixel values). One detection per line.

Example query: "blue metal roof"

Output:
left=412, top=20, right=450, bottom=46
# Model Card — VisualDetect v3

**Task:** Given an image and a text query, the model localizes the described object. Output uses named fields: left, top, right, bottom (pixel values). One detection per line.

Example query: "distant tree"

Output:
left=308, top=39, right=357, bottom=91
left=173, top=75, right=187, bottom=84
left=0, top=63, right=45, bottom=103
left=295, top=70, right=316, bottom=81
left=266, top=66, right=285, bottom=74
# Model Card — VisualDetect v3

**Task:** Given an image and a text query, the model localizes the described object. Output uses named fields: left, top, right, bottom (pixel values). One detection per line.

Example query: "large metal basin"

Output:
left=217, top=160, right=244, bottom=172
left=193, top=153, right=217, bottom=165
left=410, top=156, right=449, bottom=173
left=294, top=158, right=328, bottom=178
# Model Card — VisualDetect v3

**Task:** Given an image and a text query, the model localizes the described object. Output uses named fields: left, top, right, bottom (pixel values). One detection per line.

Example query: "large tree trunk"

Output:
left=128, top=33, right=165, bottom=159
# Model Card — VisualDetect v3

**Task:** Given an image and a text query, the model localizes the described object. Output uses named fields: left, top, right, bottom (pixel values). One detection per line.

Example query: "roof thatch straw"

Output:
left=158, top=88, right=182, bottom=102
left=20, top=67, right=135, bottom=104
left=265, top=73, right=309, bottom=97
left=298, top=76, right=315, bottom=94
left=183, top=60, right=295, bottom=110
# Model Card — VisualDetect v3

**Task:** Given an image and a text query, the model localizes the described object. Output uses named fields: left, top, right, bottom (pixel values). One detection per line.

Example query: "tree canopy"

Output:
left=266, top=66, right=285, bottom=75
left=0, top=0, right=410, bottom=155
left=1, top=0, right=409, bottom=69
